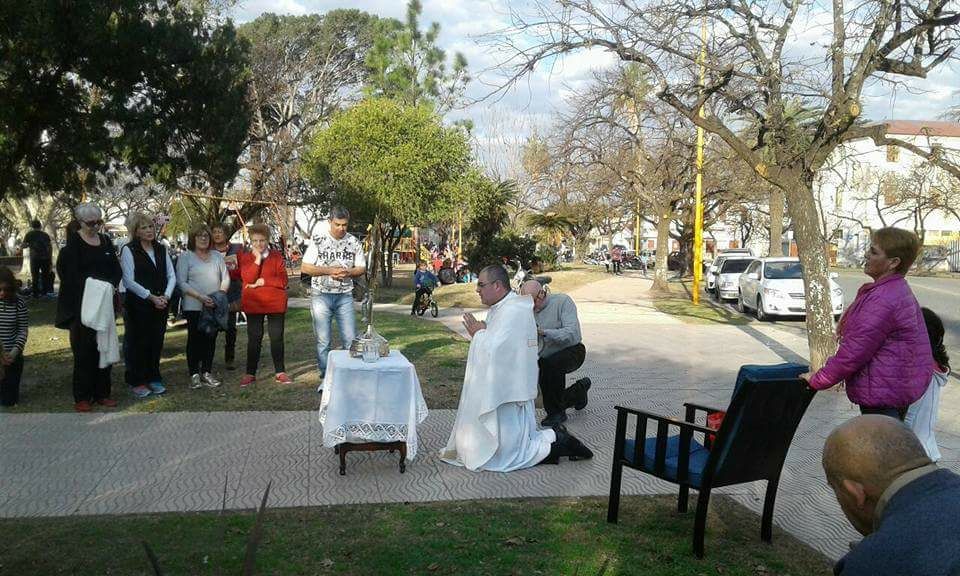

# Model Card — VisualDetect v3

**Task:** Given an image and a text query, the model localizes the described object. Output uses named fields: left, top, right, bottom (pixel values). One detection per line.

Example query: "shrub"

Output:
left=466, top=232, right=537, bottom=272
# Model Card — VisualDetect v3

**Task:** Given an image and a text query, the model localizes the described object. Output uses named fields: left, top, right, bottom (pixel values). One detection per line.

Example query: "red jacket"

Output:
left=240, top=250, right=288, bottom=314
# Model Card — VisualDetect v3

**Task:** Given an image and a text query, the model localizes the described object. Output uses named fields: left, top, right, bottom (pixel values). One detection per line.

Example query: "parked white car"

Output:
left=737, top=257, right=844, bottom=321
left=713, top=256, right=756, bottom=300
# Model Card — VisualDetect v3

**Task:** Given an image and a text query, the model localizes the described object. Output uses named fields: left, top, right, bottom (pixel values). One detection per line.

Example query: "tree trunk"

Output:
left=784, top=177, right=837, bottom=371
left=651, top=203, right=672, bottom=293
left=574, top=233, right=590, bottom=262
left=768, top=188, right=785, bottom=256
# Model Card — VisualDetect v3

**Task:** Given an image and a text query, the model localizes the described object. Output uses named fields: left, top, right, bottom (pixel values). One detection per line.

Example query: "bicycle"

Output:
left=413, top=287, right=439, bottom=317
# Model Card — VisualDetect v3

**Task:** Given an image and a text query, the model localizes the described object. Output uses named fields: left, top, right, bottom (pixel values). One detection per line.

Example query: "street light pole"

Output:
left=692, top=14, right=707, bottom=305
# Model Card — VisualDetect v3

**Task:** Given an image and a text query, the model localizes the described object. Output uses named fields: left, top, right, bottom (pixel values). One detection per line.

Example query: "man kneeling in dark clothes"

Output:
left=520, top=280, right=591, bottom=427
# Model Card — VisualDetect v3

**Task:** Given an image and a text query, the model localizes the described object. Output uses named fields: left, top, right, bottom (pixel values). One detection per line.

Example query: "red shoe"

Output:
left=74, top=400, right=93, bottom=413
left=275, top=372, right=293, bottom=384
left=240, top=374, right=256, bottom=388
left=96, top=398, right=118, bottom=408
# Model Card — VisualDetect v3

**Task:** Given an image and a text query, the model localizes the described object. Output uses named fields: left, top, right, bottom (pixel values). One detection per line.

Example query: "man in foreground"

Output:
left=440, top=265, right=593, bottom=472
left=519, top=280, right=591, bottom=427
left=823, top=415, right=960, bottom=575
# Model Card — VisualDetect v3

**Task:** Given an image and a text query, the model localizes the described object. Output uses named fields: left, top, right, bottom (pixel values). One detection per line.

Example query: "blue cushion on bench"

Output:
left=623, top=436, right=711, bottom=487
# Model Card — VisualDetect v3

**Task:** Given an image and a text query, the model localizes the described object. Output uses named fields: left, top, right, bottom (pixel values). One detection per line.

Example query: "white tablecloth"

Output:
left=318, top=350, right=429, bottom=460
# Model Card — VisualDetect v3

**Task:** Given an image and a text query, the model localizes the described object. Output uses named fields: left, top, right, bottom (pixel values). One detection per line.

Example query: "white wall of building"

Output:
left=816, top=123, right=960, bottom=266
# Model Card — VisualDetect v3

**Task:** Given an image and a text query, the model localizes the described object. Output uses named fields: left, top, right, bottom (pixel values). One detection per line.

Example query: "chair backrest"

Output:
left=705, top=363, right=814, bottom=488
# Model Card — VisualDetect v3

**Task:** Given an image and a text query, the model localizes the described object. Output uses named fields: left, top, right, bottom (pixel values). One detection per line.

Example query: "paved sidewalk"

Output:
left=3, top=275, right=959, bottom=563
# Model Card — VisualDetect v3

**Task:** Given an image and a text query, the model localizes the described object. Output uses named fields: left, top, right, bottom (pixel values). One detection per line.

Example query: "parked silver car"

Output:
left=737, top=257, right=844, bottom=321
left=713, top=256, right=756, bottom=301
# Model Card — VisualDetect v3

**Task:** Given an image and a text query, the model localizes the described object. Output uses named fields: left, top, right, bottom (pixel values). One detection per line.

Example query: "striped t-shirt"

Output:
left=0, top=295, right=28, bottom=355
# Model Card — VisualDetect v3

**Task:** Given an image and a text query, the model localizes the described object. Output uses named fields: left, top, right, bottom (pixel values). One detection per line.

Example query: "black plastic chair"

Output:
left=606, top=363, right=814, bottom=557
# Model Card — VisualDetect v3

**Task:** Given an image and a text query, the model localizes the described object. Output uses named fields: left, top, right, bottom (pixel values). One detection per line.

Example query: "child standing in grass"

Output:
left=0, top=266, right=28, bottom=407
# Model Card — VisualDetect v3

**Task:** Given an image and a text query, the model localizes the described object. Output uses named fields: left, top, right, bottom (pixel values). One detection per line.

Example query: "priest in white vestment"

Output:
left=440, top=265, right=592, bottom=472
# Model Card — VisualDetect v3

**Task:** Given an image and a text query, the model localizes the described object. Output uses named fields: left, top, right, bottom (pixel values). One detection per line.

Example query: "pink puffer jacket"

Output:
left=809, top=274, right=933, bottom=408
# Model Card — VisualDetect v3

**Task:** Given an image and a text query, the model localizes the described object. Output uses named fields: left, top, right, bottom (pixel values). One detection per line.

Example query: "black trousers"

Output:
left=30, top=257, right=52, bottom=296
left=224, top=310, right=238, bottom=362
left=538, top=343, right=587, bottom=416
left=411, top=287, right=432, bottom=313
left=860, top=405, right=907, bottom=421
left=1, top=354, right=24, bottom=406
left=245, top=313, right=285, bottom=375
left=612, top=260, right=622, bottom=274
left=168, top=287, right=182, bottom=320
left=69, top=320, right=112, bottom=403
left=184, top=311, right=218, bottom=375
left=124, top=303, right=167, bottom=386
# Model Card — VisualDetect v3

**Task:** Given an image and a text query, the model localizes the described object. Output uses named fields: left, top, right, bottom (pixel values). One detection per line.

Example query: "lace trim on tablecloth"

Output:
left=325, top=421, right=421, bottom=460
left=327, top=422, right=409, bottom=444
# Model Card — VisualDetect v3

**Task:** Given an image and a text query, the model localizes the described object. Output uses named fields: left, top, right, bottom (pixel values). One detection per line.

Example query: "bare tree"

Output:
left=486, top=0, right=960, bottom=367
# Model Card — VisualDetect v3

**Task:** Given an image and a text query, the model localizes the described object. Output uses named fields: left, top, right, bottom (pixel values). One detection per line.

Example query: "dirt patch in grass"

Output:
left=0, top=495, right=833, bottom=576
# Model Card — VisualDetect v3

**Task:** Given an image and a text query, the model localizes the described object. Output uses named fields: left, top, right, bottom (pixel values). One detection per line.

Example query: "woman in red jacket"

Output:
left=239, top=224, right=291, bottom=386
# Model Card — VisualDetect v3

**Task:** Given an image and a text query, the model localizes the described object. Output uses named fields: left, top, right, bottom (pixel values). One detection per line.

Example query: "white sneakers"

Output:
left=191, top=373, right=222, bottom=388
left=202, top=372, right=222, bottom=388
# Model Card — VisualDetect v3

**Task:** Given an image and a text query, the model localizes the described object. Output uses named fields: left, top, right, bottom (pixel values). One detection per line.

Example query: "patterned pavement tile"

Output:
left=6, top=275, right=960, bottom=565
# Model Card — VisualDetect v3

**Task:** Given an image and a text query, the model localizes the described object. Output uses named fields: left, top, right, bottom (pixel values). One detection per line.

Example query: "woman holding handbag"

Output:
left=239, top=224, right=291, bottom=387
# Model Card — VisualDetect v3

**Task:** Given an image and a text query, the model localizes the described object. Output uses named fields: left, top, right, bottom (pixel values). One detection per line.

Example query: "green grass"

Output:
left=376, top=264, right=609, bottom=309
left=6, top=300, right=469, bottom=413
left=649, top=279, right=751, bottom=325
left=0, top=496, right=832, bottom=576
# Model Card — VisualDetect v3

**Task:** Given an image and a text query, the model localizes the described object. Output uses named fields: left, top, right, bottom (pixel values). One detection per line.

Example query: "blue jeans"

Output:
left=310, top=291, right=357, bottom=374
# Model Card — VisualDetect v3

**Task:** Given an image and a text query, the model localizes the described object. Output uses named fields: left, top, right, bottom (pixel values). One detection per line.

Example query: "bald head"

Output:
left=520, top=280, right=547, bottom=312
left=823, top=415, right=930, bottom=490
left=520, top=280, right=542, bottom=296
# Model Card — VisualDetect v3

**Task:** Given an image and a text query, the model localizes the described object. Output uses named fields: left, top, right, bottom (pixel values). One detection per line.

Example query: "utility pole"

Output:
left=692, top=14, right=707, bottom=305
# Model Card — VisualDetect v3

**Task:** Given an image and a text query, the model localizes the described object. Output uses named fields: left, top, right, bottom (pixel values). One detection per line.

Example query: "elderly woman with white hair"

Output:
left=55, top=202, right=123, bottom=412
left=120, top=211, right=176, bottom=399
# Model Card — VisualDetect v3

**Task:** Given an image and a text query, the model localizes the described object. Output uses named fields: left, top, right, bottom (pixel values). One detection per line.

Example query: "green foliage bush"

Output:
left=466, top=232, right=537, bottom=273
left=535, top=244, right=558, bottom=269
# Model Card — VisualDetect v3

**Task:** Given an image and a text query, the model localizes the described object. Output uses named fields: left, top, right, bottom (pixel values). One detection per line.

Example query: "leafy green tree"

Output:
left=0, top=0, right=251, bottom=201
left=364, top=0, right=469, bottom=113
left=304, top=98, right=471, bottom=287
left=183, top=10, right=381, bottom=233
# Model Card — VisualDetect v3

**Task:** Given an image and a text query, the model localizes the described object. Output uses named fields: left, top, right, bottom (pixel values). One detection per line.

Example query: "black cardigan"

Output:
left=55, top=232, right=122, bottom=329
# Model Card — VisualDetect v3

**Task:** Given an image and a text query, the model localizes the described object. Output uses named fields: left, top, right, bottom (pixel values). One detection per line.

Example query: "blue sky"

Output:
left=231, top=0, right=960, bottom=176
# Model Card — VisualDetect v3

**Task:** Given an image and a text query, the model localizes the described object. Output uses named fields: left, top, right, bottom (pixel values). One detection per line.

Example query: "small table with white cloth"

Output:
left=318, top=350, right=429, bottom=474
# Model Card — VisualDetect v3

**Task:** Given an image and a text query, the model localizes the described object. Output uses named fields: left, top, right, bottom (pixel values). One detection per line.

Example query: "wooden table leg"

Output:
left=334, top=441, right=408, bottom=475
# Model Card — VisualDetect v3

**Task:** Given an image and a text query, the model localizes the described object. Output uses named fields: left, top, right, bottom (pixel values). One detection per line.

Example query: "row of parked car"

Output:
left=705, top=250, right=845, bottom=321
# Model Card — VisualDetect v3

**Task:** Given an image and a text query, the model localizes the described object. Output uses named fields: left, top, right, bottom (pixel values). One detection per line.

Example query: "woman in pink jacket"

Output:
left=802, top=228, right=933, bottom=420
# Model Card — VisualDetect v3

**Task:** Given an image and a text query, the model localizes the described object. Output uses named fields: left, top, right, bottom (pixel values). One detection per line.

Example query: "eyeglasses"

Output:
left=82, top=219, right=104, bottom=227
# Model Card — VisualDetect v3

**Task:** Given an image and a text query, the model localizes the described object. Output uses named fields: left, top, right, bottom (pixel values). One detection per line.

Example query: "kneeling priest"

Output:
left=440, top=264, right=592, bottom=472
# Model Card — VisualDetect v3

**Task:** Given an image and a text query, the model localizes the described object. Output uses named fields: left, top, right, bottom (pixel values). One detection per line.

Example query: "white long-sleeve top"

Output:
left=120, top=242, right=176, bottom=299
